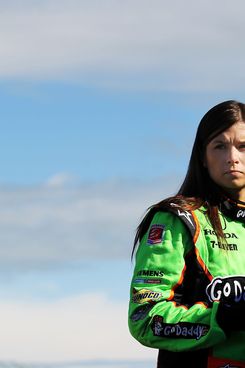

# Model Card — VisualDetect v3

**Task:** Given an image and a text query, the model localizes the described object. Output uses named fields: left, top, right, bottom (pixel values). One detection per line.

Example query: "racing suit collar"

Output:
left=220, top=196, right=245, bottom=222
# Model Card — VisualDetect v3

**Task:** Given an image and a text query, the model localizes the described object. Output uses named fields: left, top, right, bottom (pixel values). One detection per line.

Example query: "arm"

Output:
left=128, top=211, right=226, bottom=351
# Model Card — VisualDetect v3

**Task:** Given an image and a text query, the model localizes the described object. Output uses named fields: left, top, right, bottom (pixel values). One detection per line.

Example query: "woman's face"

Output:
left=205, top=121, right=245, bottom=201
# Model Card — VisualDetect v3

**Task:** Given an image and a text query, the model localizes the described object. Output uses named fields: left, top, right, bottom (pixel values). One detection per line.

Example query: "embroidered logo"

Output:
left=206, top=275, right=245, bottom=304
left=147, top=224, right=165, bottom=245
left=130, top=304, right=153, bottom=322
left=137, top=270, right=164, bottom=277
left=133, top=278, right=162, bottom=284
left=237, top=209, right=245, bottom=218
left=151, top=315, right=209, bottom=340
left=177, top=209, right=194, bottom=227
left=132, top=288, right=162, bottom=304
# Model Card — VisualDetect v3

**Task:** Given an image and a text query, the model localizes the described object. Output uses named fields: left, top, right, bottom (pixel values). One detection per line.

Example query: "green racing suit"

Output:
left=128, top=200, right=245, bottom=367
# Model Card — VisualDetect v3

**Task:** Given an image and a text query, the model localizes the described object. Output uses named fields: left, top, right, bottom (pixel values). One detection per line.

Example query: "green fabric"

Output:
left=128, top=209, right=245, bottom=361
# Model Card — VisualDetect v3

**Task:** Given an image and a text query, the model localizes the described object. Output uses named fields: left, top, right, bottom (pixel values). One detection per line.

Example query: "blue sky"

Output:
left=0, top=82, right=200, bottom=185
left=0, top=0, right=245, bottom=365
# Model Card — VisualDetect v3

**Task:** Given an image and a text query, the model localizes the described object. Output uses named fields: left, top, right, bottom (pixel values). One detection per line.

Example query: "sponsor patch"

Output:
left=137, top=269, right=164, bottom=277
left=133, top=278, right=162, bottom=284
left=204, top=229, right=238, bottom=239
left=132, top=288, right=162, bottom=304
left=206, top=275, right=245, bottom=304
left=237, top=209, right=245, bottom=218
left=151, top=315, right=209, bottom=340
left=147, top=224, right=165, bottom=245
left=209, top=241, right=238, bottom=251
left=130, top=304, right=153, bottom=322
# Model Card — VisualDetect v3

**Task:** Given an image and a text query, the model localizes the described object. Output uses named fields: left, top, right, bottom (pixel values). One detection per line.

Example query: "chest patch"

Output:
left=206, top=275, right=245, bottom=304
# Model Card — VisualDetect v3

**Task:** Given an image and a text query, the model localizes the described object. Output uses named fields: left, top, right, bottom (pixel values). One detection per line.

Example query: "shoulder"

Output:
left=135, top=197, right=202, bottom=250
left=136, top=209, right=194, bottom=256
left=146, top=207, right=194, bottom=244
left=150, top=202, right=200, bottom=240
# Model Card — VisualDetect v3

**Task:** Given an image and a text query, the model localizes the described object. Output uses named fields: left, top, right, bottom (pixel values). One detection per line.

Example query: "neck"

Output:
left=222, top=189, right=245, bottom=203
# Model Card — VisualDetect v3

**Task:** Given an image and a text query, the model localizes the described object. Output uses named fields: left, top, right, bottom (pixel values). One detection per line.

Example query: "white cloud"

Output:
left=0, top=0, right=245, bottom=90
left=0, top=174, right=182, bottom=272
left=44, top=173, right=80, bottom=188
left=0, top=291, right=156, bottom=362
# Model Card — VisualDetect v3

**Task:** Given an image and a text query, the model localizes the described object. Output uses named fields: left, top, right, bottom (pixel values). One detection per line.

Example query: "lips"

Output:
left=224, top=170, right=243, bottom=175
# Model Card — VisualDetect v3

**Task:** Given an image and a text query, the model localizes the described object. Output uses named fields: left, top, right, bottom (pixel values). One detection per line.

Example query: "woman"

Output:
left=128, top=100, right=245, bottom=368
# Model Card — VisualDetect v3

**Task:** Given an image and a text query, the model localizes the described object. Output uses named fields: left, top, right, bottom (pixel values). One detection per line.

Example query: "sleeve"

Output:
left=128, top=211, right=226, bottom=352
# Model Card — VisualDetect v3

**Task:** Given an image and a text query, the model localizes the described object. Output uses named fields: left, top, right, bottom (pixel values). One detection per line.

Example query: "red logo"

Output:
left=147, top=224, right=165, bottom=245
left=207, top=355, right=245, bottom=368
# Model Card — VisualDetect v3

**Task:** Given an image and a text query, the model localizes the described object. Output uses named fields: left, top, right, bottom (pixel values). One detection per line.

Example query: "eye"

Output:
left=214, top=143, right=226, bottom=150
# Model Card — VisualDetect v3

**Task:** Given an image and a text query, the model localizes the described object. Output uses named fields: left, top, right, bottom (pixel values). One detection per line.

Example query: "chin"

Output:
left=223, top=179, right=245, bottom=189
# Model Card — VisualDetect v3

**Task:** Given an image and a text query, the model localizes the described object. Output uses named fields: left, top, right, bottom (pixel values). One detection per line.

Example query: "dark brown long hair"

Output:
left=132, top=100, right=245, bottom=257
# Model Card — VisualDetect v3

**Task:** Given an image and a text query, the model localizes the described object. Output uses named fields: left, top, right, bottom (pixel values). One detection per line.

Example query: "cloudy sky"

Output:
left=0, top=0, right=245, bottom=365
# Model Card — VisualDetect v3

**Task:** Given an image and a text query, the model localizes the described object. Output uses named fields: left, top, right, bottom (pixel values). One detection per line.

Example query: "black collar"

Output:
left=220, top=197, right=245, bottom=222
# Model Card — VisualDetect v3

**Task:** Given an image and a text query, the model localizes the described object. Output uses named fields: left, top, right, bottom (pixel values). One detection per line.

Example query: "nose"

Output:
left=227, top=147, right=239, bottom=164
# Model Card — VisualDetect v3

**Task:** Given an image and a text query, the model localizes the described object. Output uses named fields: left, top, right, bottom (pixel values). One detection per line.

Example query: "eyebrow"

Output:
left=211, top=138, right=245, bottom=144
left=211, top=138, right=227, bottom=144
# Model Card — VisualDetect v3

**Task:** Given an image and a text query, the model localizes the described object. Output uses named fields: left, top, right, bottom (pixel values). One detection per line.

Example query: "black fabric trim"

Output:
left=152, top=203, right=211, bottom=307
left=164, top=204, right=211, bottom=307
left=220, top=198, right=245, bottom=222
left=168, top=203, right=197, bottom=238
left=157, top=348, right=209, bottom=368
left=173, top=249, right=211, bottom=308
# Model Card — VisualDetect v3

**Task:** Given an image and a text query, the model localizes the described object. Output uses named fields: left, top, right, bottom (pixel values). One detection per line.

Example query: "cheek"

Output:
left=204, top=147, right=212, bottom=168
left=205, top=152, right=213, bottom=171
left=207, top=166, right=219, bottom=181
left=205, top=154, right=221, bottom=179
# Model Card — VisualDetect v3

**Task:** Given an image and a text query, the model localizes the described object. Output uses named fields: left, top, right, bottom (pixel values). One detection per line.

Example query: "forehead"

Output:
left=210, top=121, right=245, bottom=142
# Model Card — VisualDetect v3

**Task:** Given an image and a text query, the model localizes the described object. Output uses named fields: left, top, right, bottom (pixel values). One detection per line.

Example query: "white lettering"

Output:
left=223, top=282, right=231, bottom=297
left=237, top=209, right=245, bottom=218
left=209, top=278, right=222, bottom=301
